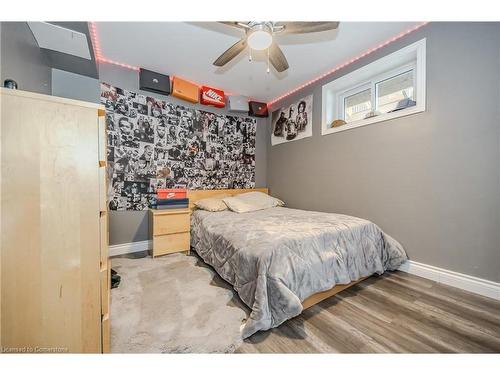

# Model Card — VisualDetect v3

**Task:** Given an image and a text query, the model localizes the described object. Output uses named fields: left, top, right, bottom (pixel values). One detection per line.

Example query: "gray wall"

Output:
left=52, top=68, right=100, bottom=102
left=98, top=63, right=268, bottom=245
left=0, top=22, right=51, bottom=94
left=267, top=22, right=500, bottom=282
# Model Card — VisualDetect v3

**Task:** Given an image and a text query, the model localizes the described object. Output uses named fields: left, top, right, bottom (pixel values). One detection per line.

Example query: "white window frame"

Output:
left=322, top=38, right=426, bottom=135
left=374, top=65, right=416, bottom=112
left=338, top=82, right=372, bottom=123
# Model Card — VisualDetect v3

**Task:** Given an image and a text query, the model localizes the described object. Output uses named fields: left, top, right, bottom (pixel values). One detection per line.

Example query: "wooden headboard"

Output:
left=187, top=188, right=269, bottom=210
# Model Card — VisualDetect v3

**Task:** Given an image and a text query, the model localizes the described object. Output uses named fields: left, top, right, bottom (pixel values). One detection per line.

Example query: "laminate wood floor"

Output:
left=236, top=271, right=500, bottom=353
left=113, top=252, right=499, bottom=353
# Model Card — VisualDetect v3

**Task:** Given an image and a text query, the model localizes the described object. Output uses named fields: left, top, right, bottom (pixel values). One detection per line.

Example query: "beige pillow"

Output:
left=194, top=194, right=230, bottom=212
left=223, top=192, right=284, bottom=213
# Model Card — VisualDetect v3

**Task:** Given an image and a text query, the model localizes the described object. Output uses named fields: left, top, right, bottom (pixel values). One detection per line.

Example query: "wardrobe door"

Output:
left=1, top=90, right=101, bottom=353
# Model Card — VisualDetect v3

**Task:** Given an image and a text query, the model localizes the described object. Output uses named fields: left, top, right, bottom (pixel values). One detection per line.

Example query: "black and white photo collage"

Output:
left=100, top=82, right=256, bottom=211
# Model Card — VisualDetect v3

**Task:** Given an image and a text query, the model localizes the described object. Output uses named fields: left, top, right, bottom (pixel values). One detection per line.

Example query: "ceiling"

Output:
left=95, top=22, right=421, bottom=102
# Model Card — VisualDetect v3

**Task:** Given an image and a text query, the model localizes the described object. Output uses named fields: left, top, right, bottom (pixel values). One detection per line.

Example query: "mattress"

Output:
left=190, top=206, right=407, bottom=338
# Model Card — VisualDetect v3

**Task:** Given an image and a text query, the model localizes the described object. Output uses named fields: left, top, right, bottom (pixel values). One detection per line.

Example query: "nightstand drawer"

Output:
left=153, top=212, right=190, bottom=235
left=153, top=232, right=190, bottom=256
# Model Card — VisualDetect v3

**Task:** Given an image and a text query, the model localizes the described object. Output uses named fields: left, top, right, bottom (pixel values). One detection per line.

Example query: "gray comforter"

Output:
left=191, top=207, right=407, bottom=338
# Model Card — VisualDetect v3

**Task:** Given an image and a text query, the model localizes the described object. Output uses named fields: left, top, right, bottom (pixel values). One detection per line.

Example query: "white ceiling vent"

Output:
left=28, top=22, right=91, bottom=60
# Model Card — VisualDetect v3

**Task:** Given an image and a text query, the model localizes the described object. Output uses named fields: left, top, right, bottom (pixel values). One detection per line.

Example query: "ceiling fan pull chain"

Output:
left=249, top=48, right=252, bottom=62
left=267, top=47, right=270, bottom=73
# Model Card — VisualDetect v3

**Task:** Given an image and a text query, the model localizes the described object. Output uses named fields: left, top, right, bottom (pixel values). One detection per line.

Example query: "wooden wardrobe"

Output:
left=0, top=88, right=110, bottom=353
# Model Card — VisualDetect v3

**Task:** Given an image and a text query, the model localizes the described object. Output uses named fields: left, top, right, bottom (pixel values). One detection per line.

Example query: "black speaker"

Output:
left=248, top=101, right=269, bottom=118
left=139, top=68, right=171, bottom=96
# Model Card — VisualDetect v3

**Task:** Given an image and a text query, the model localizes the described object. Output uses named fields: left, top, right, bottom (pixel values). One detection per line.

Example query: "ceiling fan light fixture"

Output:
left=214, top=21, right=341, bottom=72
left=247, top=25, right=273, bottom=50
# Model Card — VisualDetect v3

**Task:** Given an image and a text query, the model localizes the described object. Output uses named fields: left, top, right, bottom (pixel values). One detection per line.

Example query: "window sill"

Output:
left=321, top=104, right=425, bottom=136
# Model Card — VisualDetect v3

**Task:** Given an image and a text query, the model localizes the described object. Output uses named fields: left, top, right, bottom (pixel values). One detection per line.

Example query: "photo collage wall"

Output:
left=100, top=83, right=257, bottom=211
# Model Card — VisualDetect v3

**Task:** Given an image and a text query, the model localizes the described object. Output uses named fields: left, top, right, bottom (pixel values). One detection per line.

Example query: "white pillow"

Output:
left=223, top=192, right=284, bottom=213
left=194, top=194, right=230, bottom=212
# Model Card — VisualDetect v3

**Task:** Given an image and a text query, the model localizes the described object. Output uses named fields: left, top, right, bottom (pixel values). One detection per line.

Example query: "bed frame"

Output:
left=301, top=277, right=368, bottom=309
left=186, top=188, right=368, bottom=310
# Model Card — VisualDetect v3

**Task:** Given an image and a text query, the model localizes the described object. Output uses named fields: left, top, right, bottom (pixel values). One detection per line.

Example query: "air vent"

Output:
left=28, top=22, right=91, bottom=60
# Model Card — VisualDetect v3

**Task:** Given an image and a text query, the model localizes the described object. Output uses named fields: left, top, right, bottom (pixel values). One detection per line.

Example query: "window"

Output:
left=338, top=67, right=416, bottom=124
left=322, top=38, right=426, bottom=135
left=344, top=88, right=372, bottom=123
left=376, top=70, right=415, bottom=113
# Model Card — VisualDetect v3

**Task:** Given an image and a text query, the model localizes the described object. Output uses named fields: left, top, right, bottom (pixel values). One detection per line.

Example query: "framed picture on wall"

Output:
left=271, top=94, right=313, bottom=146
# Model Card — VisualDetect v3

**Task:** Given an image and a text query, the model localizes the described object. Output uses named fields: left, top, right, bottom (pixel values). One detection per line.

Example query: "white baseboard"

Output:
left=399, top=260, right=500, bottom=300
left=109, top=240, right=151, bottom=257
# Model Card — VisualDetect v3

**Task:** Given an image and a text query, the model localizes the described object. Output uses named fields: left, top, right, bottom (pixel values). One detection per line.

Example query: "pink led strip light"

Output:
left=267, top=22, right=429, bottom=107
left=89, top=21, right=234, bottom=94
left=89, top=21, right=429, bottom=105
left=89, top=22, right=140, bottom=71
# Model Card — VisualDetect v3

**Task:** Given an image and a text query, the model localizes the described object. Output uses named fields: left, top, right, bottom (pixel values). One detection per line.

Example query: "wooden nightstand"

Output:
left=150, top=208, right=191, bottom=257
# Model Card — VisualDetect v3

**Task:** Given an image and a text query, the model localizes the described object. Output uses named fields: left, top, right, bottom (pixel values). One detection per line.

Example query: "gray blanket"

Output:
left=190, top=207, right=407, bottom=338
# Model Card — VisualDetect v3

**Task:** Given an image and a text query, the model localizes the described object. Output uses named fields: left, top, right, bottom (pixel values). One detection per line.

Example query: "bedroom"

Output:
left=1, top=0, right=499, bottom=372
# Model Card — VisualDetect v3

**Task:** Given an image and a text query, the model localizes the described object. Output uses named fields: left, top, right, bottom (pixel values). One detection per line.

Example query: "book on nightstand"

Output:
left=153, top=198, right=189, bottom=210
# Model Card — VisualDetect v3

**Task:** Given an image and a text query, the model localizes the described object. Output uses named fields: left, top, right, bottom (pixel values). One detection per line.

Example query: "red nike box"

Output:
left=200, top=85, right=225, bottom=108
left=157, top=188, right=187, bottom=200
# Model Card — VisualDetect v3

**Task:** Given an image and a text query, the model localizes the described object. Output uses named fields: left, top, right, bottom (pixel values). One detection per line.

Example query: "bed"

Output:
left=188, top=188, right=407, bottom=338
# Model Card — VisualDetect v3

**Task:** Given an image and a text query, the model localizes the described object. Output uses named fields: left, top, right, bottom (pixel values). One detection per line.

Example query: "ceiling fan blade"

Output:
left=217, top=21, right=250, bottom=29
left=269, top=42, right=289, bottom=72
left=278, top=22, right=339, bottom=34
left=213, top=38, right=247, bottom=67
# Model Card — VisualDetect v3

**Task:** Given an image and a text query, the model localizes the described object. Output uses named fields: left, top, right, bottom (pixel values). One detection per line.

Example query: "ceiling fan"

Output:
left=213, top=22, right=340, bottom=73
